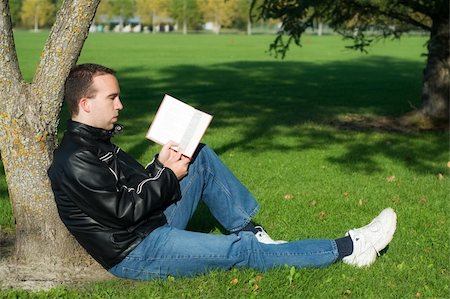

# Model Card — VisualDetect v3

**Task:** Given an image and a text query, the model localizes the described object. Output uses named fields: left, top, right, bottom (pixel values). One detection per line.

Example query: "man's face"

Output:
left=86, top=74, right=123, bottom=130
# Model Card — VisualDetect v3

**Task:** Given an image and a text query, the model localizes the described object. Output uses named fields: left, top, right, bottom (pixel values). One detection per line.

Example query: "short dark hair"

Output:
left=64, top=63, right=116, bottom=116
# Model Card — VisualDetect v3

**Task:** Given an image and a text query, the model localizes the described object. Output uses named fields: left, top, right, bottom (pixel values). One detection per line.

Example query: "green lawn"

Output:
left=1, top=32, right=449, bottom=298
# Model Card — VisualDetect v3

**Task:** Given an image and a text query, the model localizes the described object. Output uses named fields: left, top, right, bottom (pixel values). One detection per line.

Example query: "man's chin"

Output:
left=105, top=124, right=115, bottom=130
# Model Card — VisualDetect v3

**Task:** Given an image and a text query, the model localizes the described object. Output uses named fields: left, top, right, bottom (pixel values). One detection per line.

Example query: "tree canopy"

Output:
left=254, top=0, right=445, bottom=55
left=253, top=0, right=449, bottom=122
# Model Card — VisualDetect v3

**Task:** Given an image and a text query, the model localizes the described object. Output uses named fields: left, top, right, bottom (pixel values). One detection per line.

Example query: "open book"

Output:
left=146, top=94, right=213, bottom=158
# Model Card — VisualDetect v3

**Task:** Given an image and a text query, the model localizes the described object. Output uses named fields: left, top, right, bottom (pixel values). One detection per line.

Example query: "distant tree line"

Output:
left=10, top=0, right=278, bottom=34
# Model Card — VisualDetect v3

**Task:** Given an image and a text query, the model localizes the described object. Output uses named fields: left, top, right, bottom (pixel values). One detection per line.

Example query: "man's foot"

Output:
left=343, top=207, right=397, bottom=267
left=254, top=226, right=287, bottom=244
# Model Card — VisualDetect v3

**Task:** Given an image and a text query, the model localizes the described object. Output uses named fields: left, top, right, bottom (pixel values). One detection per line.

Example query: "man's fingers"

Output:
left=163, top=141, right=178, bottom=151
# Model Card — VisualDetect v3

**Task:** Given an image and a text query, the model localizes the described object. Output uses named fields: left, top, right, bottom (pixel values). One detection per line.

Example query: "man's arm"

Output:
left=153, top=141, right=190, bottom=180
left=59, top=150, right=181, bottom=228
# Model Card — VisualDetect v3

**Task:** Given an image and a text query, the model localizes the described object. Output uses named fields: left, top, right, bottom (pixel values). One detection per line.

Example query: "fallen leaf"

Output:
left=319, top=211, right=326, bottom=221
left=386, top=175, right=396, bottom=182
left=358, top=199, right=364, bottom=206
left=437, top=173, right=444, bottom=180
left=309, top=200, right=317, bottom=207
left=447, top=161, right=450, bottom=168
left=419, top=197, right=428, bottom=204
left=255, top=275, right=263, bottom=282
left=343, top=289, right=352, bottom=296
left=230, top=278, right=239, bottom=285
left=415, top=291, right=421, bottom=298
left=343, top=192, right=349, bottom=198
left=391, top=197, right=401, bottom=203
left=284, top=193, right=294, bottom=200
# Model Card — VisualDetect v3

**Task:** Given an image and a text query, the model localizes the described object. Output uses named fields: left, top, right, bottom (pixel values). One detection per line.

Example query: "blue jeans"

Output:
left=109, top=145, right=339, bottom=280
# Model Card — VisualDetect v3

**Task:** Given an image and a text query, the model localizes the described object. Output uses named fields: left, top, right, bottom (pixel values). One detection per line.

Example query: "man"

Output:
left=48, top=63, right=397, bottom=280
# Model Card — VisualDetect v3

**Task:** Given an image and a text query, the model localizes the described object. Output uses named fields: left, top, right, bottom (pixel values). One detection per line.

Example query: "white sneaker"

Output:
left=343, top=207, right=397, bottom=267
left=254, top=226, right=287, bottom=244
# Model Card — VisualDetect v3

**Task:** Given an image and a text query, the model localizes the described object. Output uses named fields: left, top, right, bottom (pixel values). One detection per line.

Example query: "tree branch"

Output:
left=0, top=0, right=22, bottom=88
left=348, top=0, right=431, bottom=31
left=397, top=0, right=433, bottom=16
left=32, top=0, right=101, bottom=130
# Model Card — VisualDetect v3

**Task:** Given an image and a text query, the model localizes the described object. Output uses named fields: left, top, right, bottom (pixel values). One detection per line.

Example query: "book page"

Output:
left=146, top=94, right=213, bottom=158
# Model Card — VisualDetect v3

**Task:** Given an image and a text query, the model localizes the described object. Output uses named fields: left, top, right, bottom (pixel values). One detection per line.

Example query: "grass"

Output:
left=1, top=31, right=449, bottom=298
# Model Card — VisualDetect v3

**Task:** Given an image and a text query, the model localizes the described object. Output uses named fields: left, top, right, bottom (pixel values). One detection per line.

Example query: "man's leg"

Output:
left=164, top=144, right=259, bottom=232
left=109, top=208, right=396, bottom=280
left=109, top=225, right=338, bottom=280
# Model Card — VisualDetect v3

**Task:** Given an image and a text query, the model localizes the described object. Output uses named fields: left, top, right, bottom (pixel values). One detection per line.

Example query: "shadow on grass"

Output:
left=114, top=56, right=445, bottom=176
left=0, top=54, right=446, bottom=234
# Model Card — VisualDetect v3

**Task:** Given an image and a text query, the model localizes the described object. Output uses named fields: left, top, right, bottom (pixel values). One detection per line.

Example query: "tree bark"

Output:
left=0, top=0, right=102, bottom=272
left=420, top=14, right=449, bottom=122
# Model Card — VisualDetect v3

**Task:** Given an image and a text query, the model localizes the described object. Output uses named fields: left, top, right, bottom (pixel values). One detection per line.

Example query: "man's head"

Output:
left=65, top=63, right=123, bottom=130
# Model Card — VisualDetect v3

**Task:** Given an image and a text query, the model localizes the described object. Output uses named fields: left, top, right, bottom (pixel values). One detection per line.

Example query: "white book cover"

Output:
left=146, top=94, right=213, bottom=158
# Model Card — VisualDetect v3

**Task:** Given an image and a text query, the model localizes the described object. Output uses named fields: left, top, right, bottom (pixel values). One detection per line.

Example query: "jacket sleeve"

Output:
left=145, top=154, right=164, bottom=177
left=59, top=149, right=181, bottom=229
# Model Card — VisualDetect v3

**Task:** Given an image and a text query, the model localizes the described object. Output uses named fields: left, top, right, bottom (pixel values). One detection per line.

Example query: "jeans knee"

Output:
left=192, top=143, right=212, bottom=161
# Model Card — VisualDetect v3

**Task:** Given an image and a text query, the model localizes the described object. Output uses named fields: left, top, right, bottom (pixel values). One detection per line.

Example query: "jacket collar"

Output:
left=67, top=120, right=123, bottom=141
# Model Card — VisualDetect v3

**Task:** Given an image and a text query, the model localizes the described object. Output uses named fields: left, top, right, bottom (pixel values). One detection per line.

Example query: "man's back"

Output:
left=48, top=120, right=180, bottom=269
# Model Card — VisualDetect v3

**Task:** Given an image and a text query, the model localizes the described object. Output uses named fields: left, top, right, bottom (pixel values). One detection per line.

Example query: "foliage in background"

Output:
left=254, top=0, right=441, bottom=54
left=20, top=0, right=55, bottom=31
left=135, top=0, right=168, bottom=27
left=196, top=0, right=238, bottom=33
left=168, top=0, right=202, bottom=33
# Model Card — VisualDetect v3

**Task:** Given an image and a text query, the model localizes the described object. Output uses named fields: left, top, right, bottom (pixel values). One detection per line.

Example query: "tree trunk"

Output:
left=34, top=7, right=39, bottom=32
left=420, top=14, right=449, bottom=122
left=183, top=19, right=187, bottom=35
left=182, top=0, right=187, bottom=35
left=0, top=0, right=105, bottom=283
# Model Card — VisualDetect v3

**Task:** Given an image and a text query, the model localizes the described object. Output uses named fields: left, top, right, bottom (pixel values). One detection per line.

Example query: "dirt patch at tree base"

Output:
left=0, top=261, right=116, bottom=292
left=0, top=231, right=115, bottom=292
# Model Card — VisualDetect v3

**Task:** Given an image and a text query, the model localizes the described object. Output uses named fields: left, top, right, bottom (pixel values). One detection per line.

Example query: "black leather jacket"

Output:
left=48, top=120, right=181, bottom=269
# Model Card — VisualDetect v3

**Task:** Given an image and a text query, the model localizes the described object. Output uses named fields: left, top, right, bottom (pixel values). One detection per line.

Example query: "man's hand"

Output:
left=158, top=142, right=190, bottom=180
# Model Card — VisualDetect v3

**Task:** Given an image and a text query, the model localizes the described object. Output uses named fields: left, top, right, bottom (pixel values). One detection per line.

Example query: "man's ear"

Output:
left=79, top=97, right=91, bottom=113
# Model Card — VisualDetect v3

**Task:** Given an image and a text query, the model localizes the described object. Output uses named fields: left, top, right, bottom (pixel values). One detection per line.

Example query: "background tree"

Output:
left=169, top=0, right=201, bottom=34
left=254, top=0, right=449, bottom=124
left=9, top=0, right=22, bottom=27
left=135, top=0, right=169, bottom=33
left=20, top=0, right=55, bottom=31
left=197, top=0, right=239, bottom=34
left=94, top=0, right=110, bottom=26
left=0, top=0, right=106, bottom=286
left=235, top=0, right=258, bottom=35
left=108, top=0, right=135, bottom=30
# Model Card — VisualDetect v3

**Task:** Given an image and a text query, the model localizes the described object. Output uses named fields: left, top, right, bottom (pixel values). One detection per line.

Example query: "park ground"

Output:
left=0, top=32, right=449, bottom=298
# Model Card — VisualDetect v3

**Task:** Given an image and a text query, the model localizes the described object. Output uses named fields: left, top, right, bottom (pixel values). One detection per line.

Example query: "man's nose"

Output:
left=115, top=98, right=123, bottom=110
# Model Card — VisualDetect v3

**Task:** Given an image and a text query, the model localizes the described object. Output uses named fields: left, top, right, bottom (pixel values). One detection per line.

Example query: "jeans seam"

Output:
left=124, top=247, right=335, bottom=261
